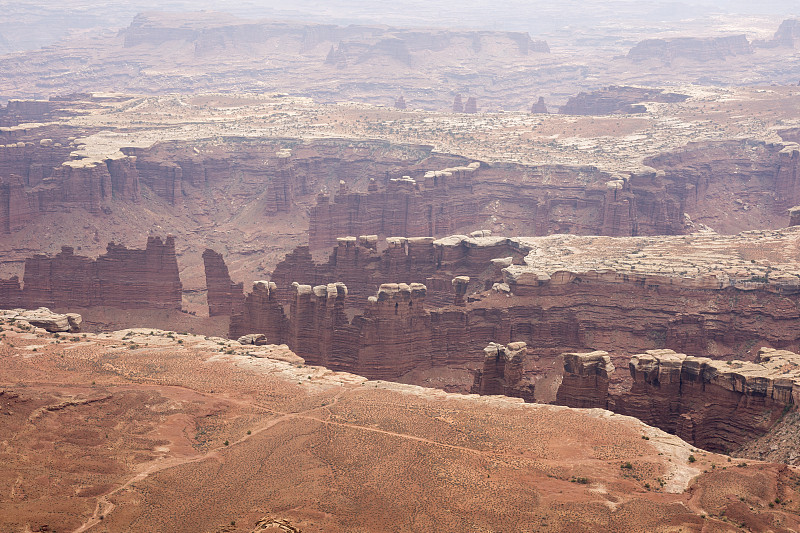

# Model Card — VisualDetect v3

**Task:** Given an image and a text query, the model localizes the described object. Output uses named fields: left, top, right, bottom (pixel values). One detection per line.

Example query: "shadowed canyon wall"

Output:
left=556, top=348, right=800, bottom=453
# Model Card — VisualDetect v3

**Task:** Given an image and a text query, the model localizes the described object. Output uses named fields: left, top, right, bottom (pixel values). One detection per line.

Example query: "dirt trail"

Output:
left=70, top=383, right=557, bottom=532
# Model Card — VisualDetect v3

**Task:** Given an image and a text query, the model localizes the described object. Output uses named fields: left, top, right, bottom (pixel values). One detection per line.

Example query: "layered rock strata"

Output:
left=202, top=249, right=244, bottom=317
left=0, top=142, right=140, bottom=232
left=555, top=351, right=614, bottom=408
left=231, top=228, right=800, bottom=384
left=627, top=35, right=752, bottom=62
left=264, top=149, right=296, bottom=214
left=307, top=157, right=699, bottom=246
left=560, top=86, right=688, bottom=115
left=472, top=341, right=534, bottom=401
left=557, top=347, right=800, bottom=453
left=646, top=139, right=800, bottom=232
left=119, top=138, right=435, bottom=210
left=308, top=163, right=481, bottom=249
left=286, top=281, right=350, bottom=368
left=229, top=281, right=286, bottom=343
left=241, top=231, right=526, bottom=308
left=0, top=237, right=182, bottom=310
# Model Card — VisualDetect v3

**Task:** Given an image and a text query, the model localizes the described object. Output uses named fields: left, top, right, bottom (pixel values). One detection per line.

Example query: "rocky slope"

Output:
left=2, top=311, right=799, bottom=532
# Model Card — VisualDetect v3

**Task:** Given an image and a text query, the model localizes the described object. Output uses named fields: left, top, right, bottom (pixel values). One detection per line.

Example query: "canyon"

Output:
left=3, top=6, right=800, bottom=531
left=217, top=228, right=800, bottom=401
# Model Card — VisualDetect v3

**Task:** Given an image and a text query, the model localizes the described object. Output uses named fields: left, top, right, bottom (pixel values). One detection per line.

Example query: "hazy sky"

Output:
left=1, top=0, right=799, bottom=53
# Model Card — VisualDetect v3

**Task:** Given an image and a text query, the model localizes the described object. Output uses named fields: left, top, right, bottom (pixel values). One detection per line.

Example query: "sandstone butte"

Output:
left=1, top=311, right=799, bottom=532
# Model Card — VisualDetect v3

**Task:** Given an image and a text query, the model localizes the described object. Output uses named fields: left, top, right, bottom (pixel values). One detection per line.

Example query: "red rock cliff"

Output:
left=557, top=347, right=800, bottom=453
left=3, top=237, right=182, bottom=310
left=203, top=248, right=244, bottom=317
left=0, top=143, right=141, bottom=232
left=472, top=341, right=535, bottom=401
left=229, top=281, right=286, bottom=342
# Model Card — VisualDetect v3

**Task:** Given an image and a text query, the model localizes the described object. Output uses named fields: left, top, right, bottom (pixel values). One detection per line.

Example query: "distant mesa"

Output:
left=754, top=19, right=800, bottom=49
left=530, top=96, right=548, bottom=114
left=559, top=86, right=689, bottom=115
left=772, top=19, right=800, bottom=47
left=464, top=96, right=477, bottom=114
left=122, top=12, right=547, bottom=66
left=452, top=94, right=464, bottom=113
left=627, top=34, right=752, bottom=63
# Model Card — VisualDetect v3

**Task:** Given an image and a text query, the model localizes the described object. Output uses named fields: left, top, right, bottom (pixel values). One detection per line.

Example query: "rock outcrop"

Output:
left=464, top=97, right=477, bottom=114
left=756, top=19, right=800, bottom=49
left=557, top=347, right=800, bottom=453
left=308, top=163, right=481, bottom=249
left=229, top=281, right=287, bottom=343
left=627, top=35, right=752, bottom=63
left=202, top=249, right=244, bottom=317
left=0, top=237, right=182, bottom=311
left=555, top=351, right=614, bottom=408
left=472, top=341, right=534, bottom=401
left=264, top=149, right=296, bottom=214
left=394, top=95, right=407, bottom=110
left=452, top=94, right=464, bottom=113
left=530, top=97, right=548, bottom=113
left=790, top=205, right=800, bottom=227
left=560, top=86, right=688, bottom=115
left=0, top=307, right=82, bottom=332
left=0, top=141, right=140, bottom=232
left=286, top=281, right=349, bottom=368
